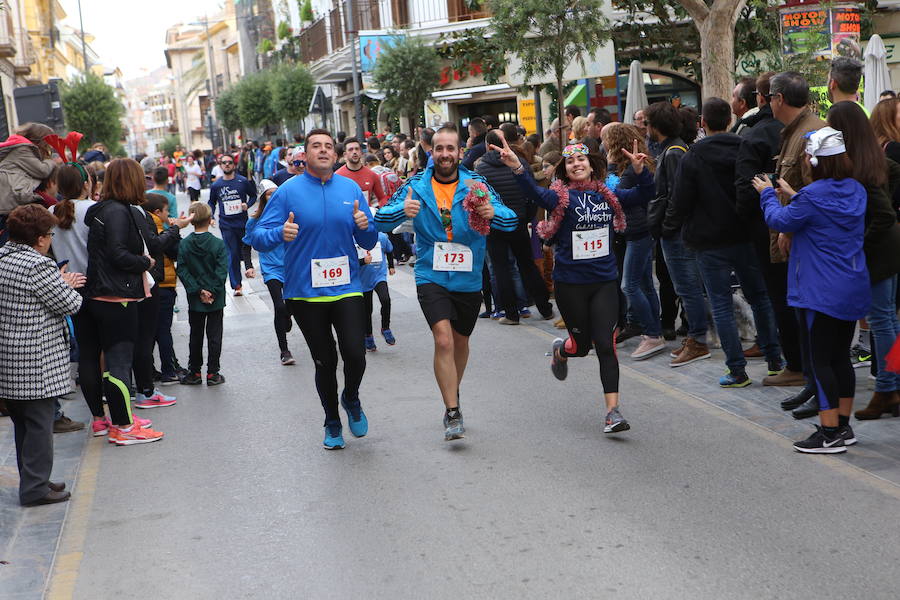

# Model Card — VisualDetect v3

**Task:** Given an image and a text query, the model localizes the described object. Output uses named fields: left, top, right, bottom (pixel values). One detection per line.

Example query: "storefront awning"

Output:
left=565, top=83, right=588, bottom=108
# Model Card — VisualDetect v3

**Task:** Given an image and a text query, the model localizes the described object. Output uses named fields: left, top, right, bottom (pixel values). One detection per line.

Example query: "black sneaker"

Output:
left=838, top=424, right=857, bottom=446
left=616, top=323, right=642, bottom=344
left=443, top=408, right=465, bottom=441
left=793, top=426, right=846, bottom=454
left=551, top=338, right=568, bottom=381
left=207, top=373, right=226, bottom=386
left=850, top=345, right=872, bottom=369
left=180, top=372, right=203, bottom=385
left=280, top=351, right=296, bottom=366
left=159, top=373, right=180, bottom=386
left=662, top=328, right=676, bottom=341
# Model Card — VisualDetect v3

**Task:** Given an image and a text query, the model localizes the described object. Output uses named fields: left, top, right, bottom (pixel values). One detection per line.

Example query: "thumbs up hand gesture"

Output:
left=403, top=186, right=420, bottom=218
left=283, top=211, right=299, bottom=242
left=353, top=200, right=369, bottom=230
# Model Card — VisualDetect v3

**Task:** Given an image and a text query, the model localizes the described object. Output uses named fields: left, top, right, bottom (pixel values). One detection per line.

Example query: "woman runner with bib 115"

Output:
left=491, top=137, right=654, bottom=433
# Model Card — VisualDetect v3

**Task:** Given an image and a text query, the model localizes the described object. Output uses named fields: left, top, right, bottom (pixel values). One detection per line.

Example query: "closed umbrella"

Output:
left=623, top=60, right=649, bottom=125
left=863, top=34, right=892, bottom=112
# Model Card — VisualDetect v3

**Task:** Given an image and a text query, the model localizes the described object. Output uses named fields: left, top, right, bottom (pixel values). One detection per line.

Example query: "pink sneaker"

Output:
left=92, top=418, right=110, bottom=437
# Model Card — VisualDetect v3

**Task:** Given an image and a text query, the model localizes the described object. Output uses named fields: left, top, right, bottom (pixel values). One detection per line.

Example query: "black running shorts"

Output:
left=416, top=283, right=482, bottom=337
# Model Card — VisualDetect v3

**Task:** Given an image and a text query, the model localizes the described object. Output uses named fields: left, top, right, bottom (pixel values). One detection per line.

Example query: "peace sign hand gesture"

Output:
left=488, top=134, right=521, bottom=171
left=622, top=139, right=649, bottom=175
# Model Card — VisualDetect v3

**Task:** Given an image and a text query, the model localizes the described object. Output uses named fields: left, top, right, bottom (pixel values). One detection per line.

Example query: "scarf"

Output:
left=536, top=179, right=626, bottom=241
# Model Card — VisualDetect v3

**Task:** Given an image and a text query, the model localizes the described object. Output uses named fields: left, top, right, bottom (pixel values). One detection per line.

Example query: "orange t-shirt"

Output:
left=432, top=179, right=458, bottom=241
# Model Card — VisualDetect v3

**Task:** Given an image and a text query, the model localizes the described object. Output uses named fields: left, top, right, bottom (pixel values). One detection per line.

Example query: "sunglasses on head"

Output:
left=562, top=143, right=590, bottom=157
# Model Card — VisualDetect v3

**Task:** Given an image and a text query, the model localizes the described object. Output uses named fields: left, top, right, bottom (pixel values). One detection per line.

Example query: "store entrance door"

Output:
left=455, top=98, right=519, bottom=143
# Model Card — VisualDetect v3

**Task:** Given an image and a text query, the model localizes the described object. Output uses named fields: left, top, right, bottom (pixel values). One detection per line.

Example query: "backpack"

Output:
left=377, top=169, right=400, bottom=200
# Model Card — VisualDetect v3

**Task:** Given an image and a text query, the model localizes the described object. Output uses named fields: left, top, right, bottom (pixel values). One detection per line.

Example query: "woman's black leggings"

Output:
left=797, top=308, right=855, bottom=411
left=187, top=187, right=200, bottom=202
left=554, top=279, right=620, bottom=394
left=363, top=280, right=391, bottom=335
left=287, top=296, right=366, bottom=424
left=133, top=286, right=160, bottom=396
left=265, top=279, right=290, bottom=352
left=74, top=299, right=138, bottom=426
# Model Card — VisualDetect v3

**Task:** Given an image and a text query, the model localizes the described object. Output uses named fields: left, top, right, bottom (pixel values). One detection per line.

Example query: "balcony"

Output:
left=330, top=8, right=343, bottom=50
left=299, top=17, right=328, bottom=63
left=0, top=15, right=16, bottom=58
left=13, top=29, right=35, bottom=76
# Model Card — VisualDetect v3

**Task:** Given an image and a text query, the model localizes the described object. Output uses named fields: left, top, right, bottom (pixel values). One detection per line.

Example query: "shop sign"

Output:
left=518, top=99, right=536, bottom=135
left=779, top=3, right=861, bottom=60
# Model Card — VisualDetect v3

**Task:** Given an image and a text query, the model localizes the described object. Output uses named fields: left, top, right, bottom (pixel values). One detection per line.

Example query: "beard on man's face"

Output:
left=433, top=155, right=458, bottom=178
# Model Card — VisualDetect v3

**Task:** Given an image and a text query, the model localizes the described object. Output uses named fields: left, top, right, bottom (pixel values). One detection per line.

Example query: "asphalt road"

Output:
left=45, top=264, right=900, bottom=600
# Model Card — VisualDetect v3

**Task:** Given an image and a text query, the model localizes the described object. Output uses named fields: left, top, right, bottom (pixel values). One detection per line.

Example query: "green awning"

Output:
left=565, top=83, right=588, bottom=108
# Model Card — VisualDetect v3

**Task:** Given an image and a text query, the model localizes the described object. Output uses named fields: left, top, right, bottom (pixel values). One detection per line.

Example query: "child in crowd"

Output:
left=144, top=193, right=183, bottom=384
left=360, top=231, right=395, bottom=351
left=177, top=202, right=228, bottom=386
left=243, top=179, right=295, bottom=366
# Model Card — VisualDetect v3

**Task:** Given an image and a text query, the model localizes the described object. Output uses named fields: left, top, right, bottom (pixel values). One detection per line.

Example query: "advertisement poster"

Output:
left=359, top=35, right=402, bottom=72
left=780, top=5, right=830, bottom=56
left=518, top=99, right=536, bottom=135
left=831, top=5, right=862, bottom=59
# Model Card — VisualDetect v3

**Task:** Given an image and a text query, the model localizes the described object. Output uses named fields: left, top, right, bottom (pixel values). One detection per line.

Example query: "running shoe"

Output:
left=180, top=372, right=203, bottom=385
left=94, top=416, right=152, bottom=437
left=631, top=335, right=667, bottom=360
left=551, top=338, right=568, bottom=381
left=340, top=392, right=368, bottom=437
left=365, top=335, right=377, bottom=352
left=850, top=345, right=872, bottom=368
left=719, top=371, right=751, bottom=388
left=793, top=426, right=846, bottom=454
left=603, top=406, right=631, bottom=433
left=134, top=390, right=177, bottom=409
left=498, top=317, right=520, bottom=325
left=158, top=373, right=180, bottom=386
left=766, top=359, right=786, bottom=377
left=108, top=424, right=164, bottom=446
left=490, top=310, right=505, bottom=320
left=323, top=421, right=345, bottom=450
left=838, top=424, right=857, bottom=446
left=444, top=407, right=465, bottom=441
left=233, top=287, right=243, bottom=297
left=519, top=308, right=532, bottom=318
left=381, top=329, right=396, bottom=345
left=280, top=351, right=296, bottom=366
left=207, top=373, right=226, bottom=386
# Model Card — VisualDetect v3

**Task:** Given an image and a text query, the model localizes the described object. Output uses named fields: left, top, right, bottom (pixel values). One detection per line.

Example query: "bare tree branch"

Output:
left=676, top=0, right=710, bottom=23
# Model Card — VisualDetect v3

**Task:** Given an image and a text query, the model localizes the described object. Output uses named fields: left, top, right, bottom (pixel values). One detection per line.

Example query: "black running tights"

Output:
left=287, top=296, right=366, bottom=424
left=797, top=308, right=855, bottom=412
left=363, top=280, right=391, bottom=335
left=265, top=279, right=290, bottom=352
left=554, top=280, right=620, bottom=394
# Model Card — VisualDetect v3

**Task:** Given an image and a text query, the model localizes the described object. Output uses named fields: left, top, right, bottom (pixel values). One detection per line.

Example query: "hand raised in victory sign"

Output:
left=487, top=133, right=521, bottom=171
left=621, top=139, right=649, bottom=175
left=283, top=211, right=298, bottom=242
left=353, top=200, right=368, bottom=230
left=403, top=186, right=420, bottom=218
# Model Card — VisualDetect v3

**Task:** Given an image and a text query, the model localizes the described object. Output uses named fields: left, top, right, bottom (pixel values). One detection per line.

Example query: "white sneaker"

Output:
left=631, top=335, right=667, bottom=360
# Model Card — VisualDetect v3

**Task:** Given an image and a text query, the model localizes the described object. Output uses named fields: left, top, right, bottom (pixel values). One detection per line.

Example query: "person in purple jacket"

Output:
left=753, top=127, right=870, bottom=455
left=492, top=137, right=655, bottom=435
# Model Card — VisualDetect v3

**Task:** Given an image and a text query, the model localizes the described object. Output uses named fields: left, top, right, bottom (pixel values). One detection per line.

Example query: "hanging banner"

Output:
left=779, top=3, right=862, bottom=60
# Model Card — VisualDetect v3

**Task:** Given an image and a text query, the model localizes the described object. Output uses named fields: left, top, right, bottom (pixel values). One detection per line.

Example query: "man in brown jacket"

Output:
left=765, top=71, right=825, bottom=393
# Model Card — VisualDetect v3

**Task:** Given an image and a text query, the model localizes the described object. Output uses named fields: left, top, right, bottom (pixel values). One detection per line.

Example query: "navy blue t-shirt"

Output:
left=208, top=174, right=257, bottom=230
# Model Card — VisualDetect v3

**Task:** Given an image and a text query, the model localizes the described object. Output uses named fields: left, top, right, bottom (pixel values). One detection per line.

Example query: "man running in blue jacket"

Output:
left=375, top=126, right=517, bottom=441
left=248, top=129, right=378, bottom=450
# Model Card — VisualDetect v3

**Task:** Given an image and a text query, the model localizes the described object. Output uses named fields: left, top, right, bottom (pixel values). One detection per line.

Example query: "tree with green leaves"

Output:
left=269, top=62, right=315, bottom=123
left=371, top=35, right=441, bottom=134
left=489, top=0, right=611, bottom=147
left=235, top=71, right=278, bottom=130
left=299, top=0, right=313, bottom=22
left=60, top=73, right=125, bottom=152
left=160, top=134, right=180, bottom=158
left=215, top=85, right=242, bottom=133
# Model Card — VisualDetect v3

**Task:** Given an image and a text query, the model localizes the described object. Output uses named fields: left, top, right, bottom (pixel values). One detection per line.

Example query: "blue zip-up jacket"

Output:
left=515, top=168, right=654, bottom=284
left=209, top=174, right=257, bottom=230
left=374, top=165, right=517, bottom=292
left=263, top=147, right=282, bottom=179
left=246, top=171, right=378, bottom=299
left=761, top=178, right=870, bottom=321
left=359, top=232, right=393, bottom=292
left=243, top=216, right=284, bottom=283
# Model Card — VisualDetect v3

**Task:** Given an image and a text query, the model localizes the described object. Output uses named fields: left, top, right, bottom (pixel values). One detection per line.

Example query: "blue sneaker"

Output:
left=490, top=310, right=505, bottom=320
left=519, top=308, right=532, bottom=318
left=323, top=421, right=345, bottom=450
left=381, top=328, right=396, bottom=345
left=365, top=335, right=377, bottom=352
left=719, top=371, right=751, bottom=388
left=340, top=392, right=368, bottom=437
left=479, top=310, right=492, bottom=319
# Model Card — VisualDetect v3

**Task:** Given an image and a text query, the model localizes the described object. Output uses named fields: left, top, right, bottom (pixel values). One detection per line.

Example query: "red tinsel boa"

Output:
left=462, top=179, right=491, bottom=235
left=536, top=179, right=626, bottom=241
